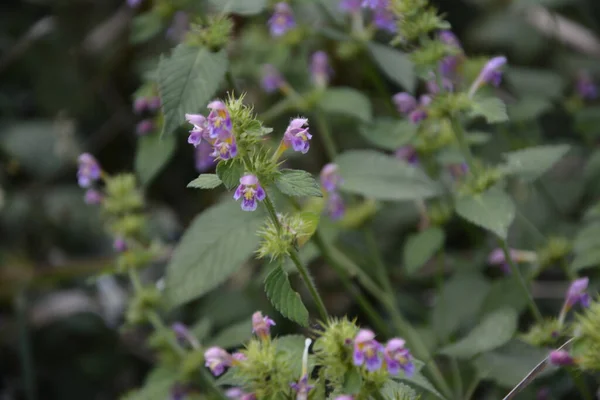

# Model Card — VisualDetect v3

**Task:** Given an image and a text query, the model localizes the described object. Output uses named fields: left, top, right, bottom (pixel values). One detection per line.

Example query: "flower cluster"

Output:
left=281, top=118, right=312, bottom=154
left=186, top=100, right=238, bottom=161
left=133, top=95, right=161, bottom=136
left=393, top=92, right=431, bottom=124
left=320, top=163, right=345, bottom=220
left=352, top=329, right=414, bottom=376
left=77, top=153, right=104, bottom=206
left=251, top=311, right=275, bottom=340
left=340, top=0, right=396, bottom=33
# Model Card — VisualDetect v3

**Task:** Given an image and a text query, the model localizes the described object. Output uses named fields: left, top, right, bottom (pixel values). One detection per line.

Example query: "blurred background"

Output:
left=2, top=0, right=600, bottom=399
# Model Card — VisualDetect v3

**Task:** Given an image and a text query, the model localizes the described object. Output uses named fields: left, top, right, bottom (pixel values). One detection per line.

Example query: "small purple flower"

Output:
left=133, top=97, right=148, bottom=114
left=448, top=163, right=469, bottom=179
left=226, top=388, right=256, bottom=400
left=326, top=192, right=345, bottom=220
left=170, top=384, right=187, bottom=400
left=395, top=146, right=418, bottom=165
left=480, top=56, right=507, bottom=86
left=409, top=109, right=427, bottom=124
left=353, top=329, right=384, bottom=372
left=232, top=352, right=247, bottom=362
left=233, top=174, right=266, bottom=212
left=195, top=141, right=216, bottom=172
left=311, top=51, right=332, bottom=88
left=564, top=277, right=591, bottom=310
left=290, top=374, right=314, bottom=399
left=261, top=64, right=284, bottom=93
left=439, top=30, right=461, bottom=48
left=268, top=2, right=296, bottom=37
left=204, top=346, right=233, bottom=376
left=549, top=349, right=575, bottom=366
left=320, top=163, right=342, bottom=192
left=147, top=96, right=161, bottom=111
left=372, top=8, right=396, bottom=33
left=252, top=311, right=275, bottom=339
left=361, top=0, right=388, bottom=9
left=576, top=71, right=598, bottom=100
left=84, top=189, right=103, bottom=205
left=335, top=397, right=354, bottom=400
left=136, top=119, right=154, bottom=136
left=283, top=118, right=312, bottom=154
left=172, top=322, right=191, bottom=343
left=77, top=153, right=101, bottom=188
left=426, top=77, right=454, bottom=94
left=339, top=0, right=362, bottom=12
left=113, top=236, right=127, bottom=253
left=127, top=0, right=142, bottom=8
left=210, top=136, right=238, bottom=160
left=384, top=338, right=415, bottom=377
left=186, top=113, right=209, bottom=147
left=392, top=92, right=417, bottom=115
left=207, top=100, right=233, bottom=139
left=487, top=248, right=537, bottom=274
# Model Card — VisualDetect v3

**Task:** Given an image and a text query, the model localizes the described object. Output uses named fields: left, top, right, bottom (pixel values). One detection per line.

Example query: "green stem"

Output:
left=464, top=376, right=480, bottom=400
left=263, top=195, right=329, bottom=321
left=499, top=240, right=543, bottom=323
left=450, top=358, right=463, bottom=400
left=364, top=228, right=393, bottom=295
left=450, top=118, right=477, bottom=174
left=16, top=290, right=37, bottom=400
left=314, top=112, right=338, bottom=161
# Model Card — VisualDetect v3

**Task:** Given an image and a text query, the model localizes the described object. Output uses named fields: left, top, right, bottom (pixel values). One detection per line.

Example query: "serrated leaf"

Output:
left=472, top=340, right=550, bottom=388
left=368, top=42, right=416, bottom=92
left=216, top=158, right=245, bottom=190
left=501, top=144, right=570, bottom=182
left=135, top=133, right=176, bottom=186
left=164, top=201, right=264, bottom=308
left=336, top=150, right=441, bottom=201
left=359, top=118, right=417, bottom=150
left=209, top=0, right=267, bottom=15
left=275, top=169, right=322, bottom=198
left=469, top=97, right=508, bottom=124
left=432, top=273, right=491, bottom=341
left=394, top=370, right=446, bottom=400
left=130, top=12, right=163, bottom=44
left=317, top=87, right=372, bottom=123
left=455, top=188, right=515, bottom=239
left=187, top=174, right=222, bottom=189
left=121, top=368, right=177, bottom=400
left=207, top=319, right=253, bottom=348
left=264, top=264, right=309, bottom=326
left=274, top=335, right=315, bottom=378
left=403, top=227, right=445, bottom=275
left=440, top=308, right=518, bottom=359
left=158, top=45, right=227, bottom=136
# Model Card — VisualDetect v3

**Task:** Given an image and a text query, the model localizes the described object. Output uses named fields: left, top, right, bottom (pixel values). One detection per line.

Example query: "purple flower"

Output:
left=172, top=322, right=191, bottom=343
left=204, top=346, right=233, bottom=376
left=136, top=119, right=154, bottom=136
left=170, top=384, right=187, bottom=400
left=210, top=136, right=238, bottom=160
left=353, top=329, right=384, bottom=372
left=113, top=237, right=127, bottom=253
left=339, top=0, right=362, bottom=12
left=233, top=174, right=266, bottom=212
left=392, top=92, right=417, bottom=114
left=147, top=96, right=161, bottom=112
left=167, top=11, right=190, bottom=43
left=195, top=141, right=216, bottom=172
left=77, top=153, right=101, bottom=188
left=409, top=109, right=427, bottom=124
left=384, top=338, right=415, bottom=377
left=395, top=146, right=418, bottom=165
left=335, top=397, right=354, bottom=400
left=469, top=56, right=507, bottom=97
left=261, top=64, right=284, bottom=93
left=226, top=388, right=256, bottom=400
left=283, top=118, right=312, bottom=154
left=577, top=71, right=598, bottom=100
left=448, top=163, right=469, bottom=179
left=133, top=98, right=148, bottom=114
left=564, top=277, right=591, bottom=310
left=311, top=51, right=332, bottom=88
left=426, top=77, right=454, bottom=94
left=127, top=0, right=142, bottom=8
left=326, top=192, right=345, bottom=220
left=549, top=349, right=575, bottom=366
left=207, top=100, right=233, bottom=139
left=290, top=375, right=314, bottom=399
left=439, top=30, right=461, bottom=48
left=361, top=0, right=388, bottom=9
left=84, top=189, right=103, bottom=205
left=372, top=8, right=396, bottom=33
left=487, top=248, right=537, bottom=274
left=252, top=311, right=275, bottom=339
left=268, top=2, right=295, bottom=37
left=320, top=163, right=342, bottom=192
left=186, top=113, right=209, bottom=147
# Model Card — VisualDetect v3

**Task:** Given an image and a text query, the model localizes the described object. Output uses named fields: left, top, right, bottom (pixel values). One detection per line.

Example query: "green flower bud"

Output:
left=574, top=299, right=600, bottom=371
left=125, top=287, right=161, bottom=326
left=536, top=237, right=572, bottom=270
left=184, top=16, right=233, bottom=51
left=257, top=212, right=317, bottom=260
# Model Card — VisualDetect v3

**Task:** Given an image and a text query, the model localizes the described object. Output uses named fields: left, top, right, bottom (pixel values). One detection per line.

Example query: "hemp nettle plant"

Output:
left=69, top=0, right=600, bottom=399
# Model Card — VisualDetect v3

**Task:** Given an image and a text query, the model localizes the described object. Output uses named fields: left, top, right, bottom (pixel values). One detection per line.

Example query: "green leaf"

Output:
left=455, top=188, right=515, bottom=239
left=507, top=97, right=552, bottom=122
left=336, top=150, right=441, bottom=201
left=472, top=340, right=550, bottom=388
left=570, top=248, right=600, bottom=272
left=187, top=174, right=222, bottom=189
left=164, top=201, right=264, bottom=307
left=479, top=276, right=529, bottom=316
left=135, top=133, right=176, bottom=186
left=216, top=158, right=245, bottom=190
left=358, top=118, right=417, bottom=150
left=190, top=318, right=212, bottom=341
left=208, top=0, right=267, bottom=15
left=432, top=273, right=491, bottom=341
left=501, top=144, right=570, bottom=182
left=317, top=87, right=372, bottom=123
left=121, top=367, right=177, bottom=400
left=573, top=222, right=600, bottom=253
left=274, top=335, right=315, bottom=378
left=469, top=97, right=508, bottom=124
left=275, top=169, right=322, bottom=198
left=403, top=227, right=445, bottom=275
left=207, top=319, right=253, bottom=349
left=381, top=381, right=418, bottom=400
left=368, top=42, right=416, bottom=92
left=264, top=264, right=309, bottom=326
left=394, top=370, right=446, bottom=400
left=505, top=67, right=565, bottom=99
left=158, top=45, right=227, bottom=136
left=130, top=12, right=163, bottom=44
left=342, top=369, right=363, bottom=395
left=440, top=308, right=518, bottom=359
